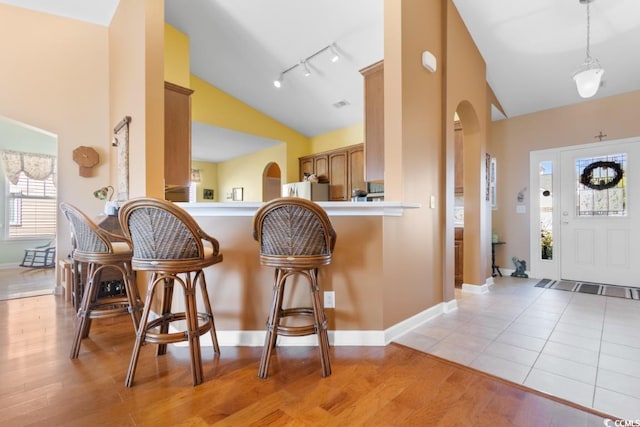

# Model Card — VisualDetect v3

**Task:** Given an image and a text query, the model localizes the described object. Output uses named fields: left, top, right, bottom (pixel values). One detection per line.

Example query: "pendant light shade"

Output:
left=574, top=0, right=603, bottom=98
left=573, top=65, right=604, bottom=98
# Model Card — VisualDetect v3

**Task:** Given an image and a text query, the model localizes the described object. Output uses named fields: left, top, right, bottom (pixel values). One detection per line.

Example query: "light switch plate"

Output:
left=324, top=291, right=335, bottom=308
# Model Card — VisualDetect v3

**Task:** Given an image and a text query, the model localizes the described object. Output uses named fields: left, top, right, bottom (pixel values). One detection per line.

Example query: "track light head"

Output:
left=329, top=44, right=340, bottom=63
left=302, top=61, right=311, bottom=77
left=273, top=74, right=283, bottom=88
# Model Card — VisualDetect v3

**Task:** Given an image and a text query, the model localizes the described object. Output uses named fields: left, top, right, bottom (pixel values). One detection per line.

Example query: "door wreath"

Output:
left=579, top=160, right=623, bottom=191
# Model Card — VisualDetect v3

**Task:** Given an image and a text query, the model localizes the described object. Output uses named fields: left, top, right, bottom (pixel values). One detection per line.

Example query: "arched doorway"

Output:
left=447, top=100, right=490, bottom=302
left=262, top=162, right=281, bottom=201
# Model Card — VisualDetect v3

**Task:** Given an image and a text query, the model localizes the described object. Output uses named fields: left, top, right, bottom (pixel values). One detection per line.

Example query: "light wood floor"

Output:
left=0, top=267, right=55, bottom=301
left=0, top=294, right=613, bottom=426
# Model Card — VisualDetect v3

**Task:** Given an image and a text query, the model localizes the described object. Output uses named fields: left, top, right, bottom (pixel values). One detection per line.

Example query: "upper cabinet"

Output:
left=299, top=143, right=364, bottom=201
left=360, top=60, right=384, bottom=183
left=164, top=81, right=193, bottom=202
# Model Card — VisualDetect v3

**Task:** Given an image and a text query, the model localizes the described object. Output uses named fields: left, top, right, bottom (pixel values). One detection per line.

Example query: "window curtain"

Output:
left=0, top=150, right=57, bottom=185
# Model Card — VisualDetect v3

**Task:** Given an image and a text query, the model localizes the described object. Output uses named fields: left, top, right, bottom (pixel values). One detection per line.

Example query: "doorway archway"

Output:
left=262, top=162, right=281, bottom=201
left=446, top=100, right=490, bottom=304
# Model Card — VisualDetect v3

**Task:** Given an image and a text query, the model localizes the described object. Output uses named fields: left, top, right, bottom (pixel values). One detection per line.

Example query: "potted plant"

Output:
left=541, top=229, right=553, bottom=259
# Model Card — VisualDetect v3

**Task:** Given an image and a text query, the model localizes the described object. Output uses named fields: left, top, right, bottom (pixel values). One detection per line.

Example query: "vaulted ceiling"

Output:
left=3, top=0, right=640, bottom=162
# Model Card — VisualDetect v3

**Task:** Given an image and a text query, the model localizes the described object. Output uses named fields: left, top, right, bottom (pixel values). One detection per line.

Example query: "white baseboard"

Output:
left=462, top=282, right=490, bottom=294
left=175, top=302, right=452, bottom=348
left=443, top=298, right=458, bottom=313
left=383, top=302, right=449, bottom=344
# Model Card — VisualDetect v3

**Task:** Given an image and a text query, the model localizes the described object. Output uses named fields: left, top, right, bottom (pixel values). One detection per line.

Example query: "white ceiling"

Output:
left=454, top=0, right=640, bottom=118
left=164, top=0, right=383, bottom=162
left=0, top=0, right=119, bottom=26
left=4, top=0, right=640, bottom=162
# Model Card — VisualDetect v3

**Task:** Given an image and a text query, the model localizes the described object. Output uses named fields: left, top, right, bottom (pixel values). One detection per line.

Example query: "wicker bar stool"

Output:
left=60, top=203, right=142, bottom=359
left=252, top=197, right=337, bottom=378
left=118, top=197, right=223, bottom=387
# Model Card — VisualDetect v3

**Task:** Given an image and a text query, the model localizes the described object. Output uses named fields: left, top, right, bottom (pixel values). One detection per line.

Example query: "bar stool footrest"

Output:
left=143, top=312, right=213, bottom=345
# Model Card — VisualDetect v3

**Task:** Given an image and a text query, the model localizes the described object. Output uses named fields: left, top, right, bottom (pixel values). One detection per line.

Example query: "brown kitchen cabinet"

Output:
left=360, top=60, right=384, bottom=183
left=329, top=151, right=348, bottom=200
left=455, top=227, right=463, bottom=287
left=454, top=121, right=464, bottom=195
left=300, top=157, right=314, bottom=179
left=300, top=154, right=329, bottom=183
left=164, top=81, right=193, bottom=202
left=299, top=143, right=364, bottom=201
left=348, top=145, right=365, bottom=197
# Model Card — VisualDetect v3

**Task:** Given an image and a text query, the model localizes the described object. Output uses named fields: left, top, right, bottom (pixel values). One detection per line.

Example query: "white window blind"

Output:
left=7, top=172, right=57, bottom=238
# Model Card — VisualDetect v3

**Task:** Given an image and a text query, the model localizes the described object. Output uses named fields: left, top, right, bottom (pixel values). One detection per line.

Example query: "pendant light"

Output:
left=573, top=0, right=604, bottom=98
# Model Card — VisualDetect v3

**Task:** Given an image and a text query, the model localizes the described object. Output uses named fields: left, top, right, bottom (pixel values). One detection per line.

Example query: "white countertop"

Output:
left=178, top=201, right=421, bottom=217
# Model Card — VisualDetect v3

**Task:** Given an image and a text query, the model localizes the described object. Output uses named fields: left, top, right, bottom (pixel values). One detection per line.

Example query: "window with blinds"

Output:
left=7, top=172, right=57, bottom=238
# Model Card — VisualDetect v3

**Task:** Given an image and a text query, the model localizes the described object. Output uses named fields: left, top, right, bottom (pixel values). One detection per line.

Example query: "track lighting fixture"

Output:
left=273, top=43, right=340, bottom=89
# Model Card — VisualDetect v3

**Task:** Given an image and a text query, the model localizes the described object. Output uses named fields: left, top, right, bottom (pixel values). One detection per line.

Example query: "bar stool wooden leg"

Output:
left=196, top=270, right=220, bottom=354
left=70, top=263, right=98, bottom=358
left=310, top=269, right=331, bottom=377
left=183, top=273, right=204, bottom=385
left=122, top=262, right=141, bottom=330
left=125, top=273, right=159, bottom=387
left=258, top=269, right=286, bottom=379
left=156, top=277, right=175, bottom=357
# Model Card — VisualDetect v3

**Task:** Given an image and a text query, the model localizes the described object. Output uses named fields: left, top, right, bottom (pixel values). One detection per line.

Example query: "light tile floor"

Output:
left=394, top=276, right=640, bottom=421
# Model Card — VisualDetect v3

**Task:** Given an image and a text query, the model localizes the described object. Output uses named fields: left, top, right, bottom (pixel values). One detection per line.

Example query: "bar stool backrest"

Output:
left=253, top=197, right=336, bottom=268
left=60, top=203, right=112, bottom=254
left=119, top=197, right=215, bottom=262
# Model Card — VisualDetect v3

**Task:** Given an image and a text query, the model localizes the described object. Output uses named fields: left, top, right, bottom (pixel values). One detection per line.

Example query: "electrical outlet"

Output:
left=324, top=291, right=335, bottom=308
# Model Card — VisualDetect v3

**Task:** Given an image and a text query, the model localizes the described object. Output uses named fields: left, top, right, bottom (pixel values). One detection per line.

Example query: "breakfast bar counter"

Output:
left=178, top=201, right=420, bottom=217
left=172, top=201, right=421, bottom=347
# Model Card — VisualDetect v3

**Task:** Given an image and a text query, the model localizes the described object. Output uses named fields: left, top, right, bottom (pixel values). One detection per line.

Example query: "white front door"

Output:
left=560, top=139, right=640, bottom=287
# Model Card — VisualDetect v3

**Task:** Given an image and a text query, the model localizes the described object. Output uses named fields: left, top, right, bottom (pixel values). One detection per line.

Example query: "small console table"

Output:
left=491, top=241, right=506, bottom=277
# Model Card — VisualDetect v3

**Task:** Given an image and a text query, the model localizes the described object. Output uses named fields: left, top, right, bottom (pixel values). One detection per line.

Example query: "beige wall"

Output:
left=109, top=0, right=164, bottom=202
left=382, top=0, right=445, bottom=327
left=0, top=4, right=111, bottom=266
left=490, top=90, right=640, bottom=269
left=445, top=1, right=492, bottom=293
left=196, top=215, right=384, bottom=331
left=0, top=1, right=164, bottom=272
left=379, top=0, right=492, bottom=326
